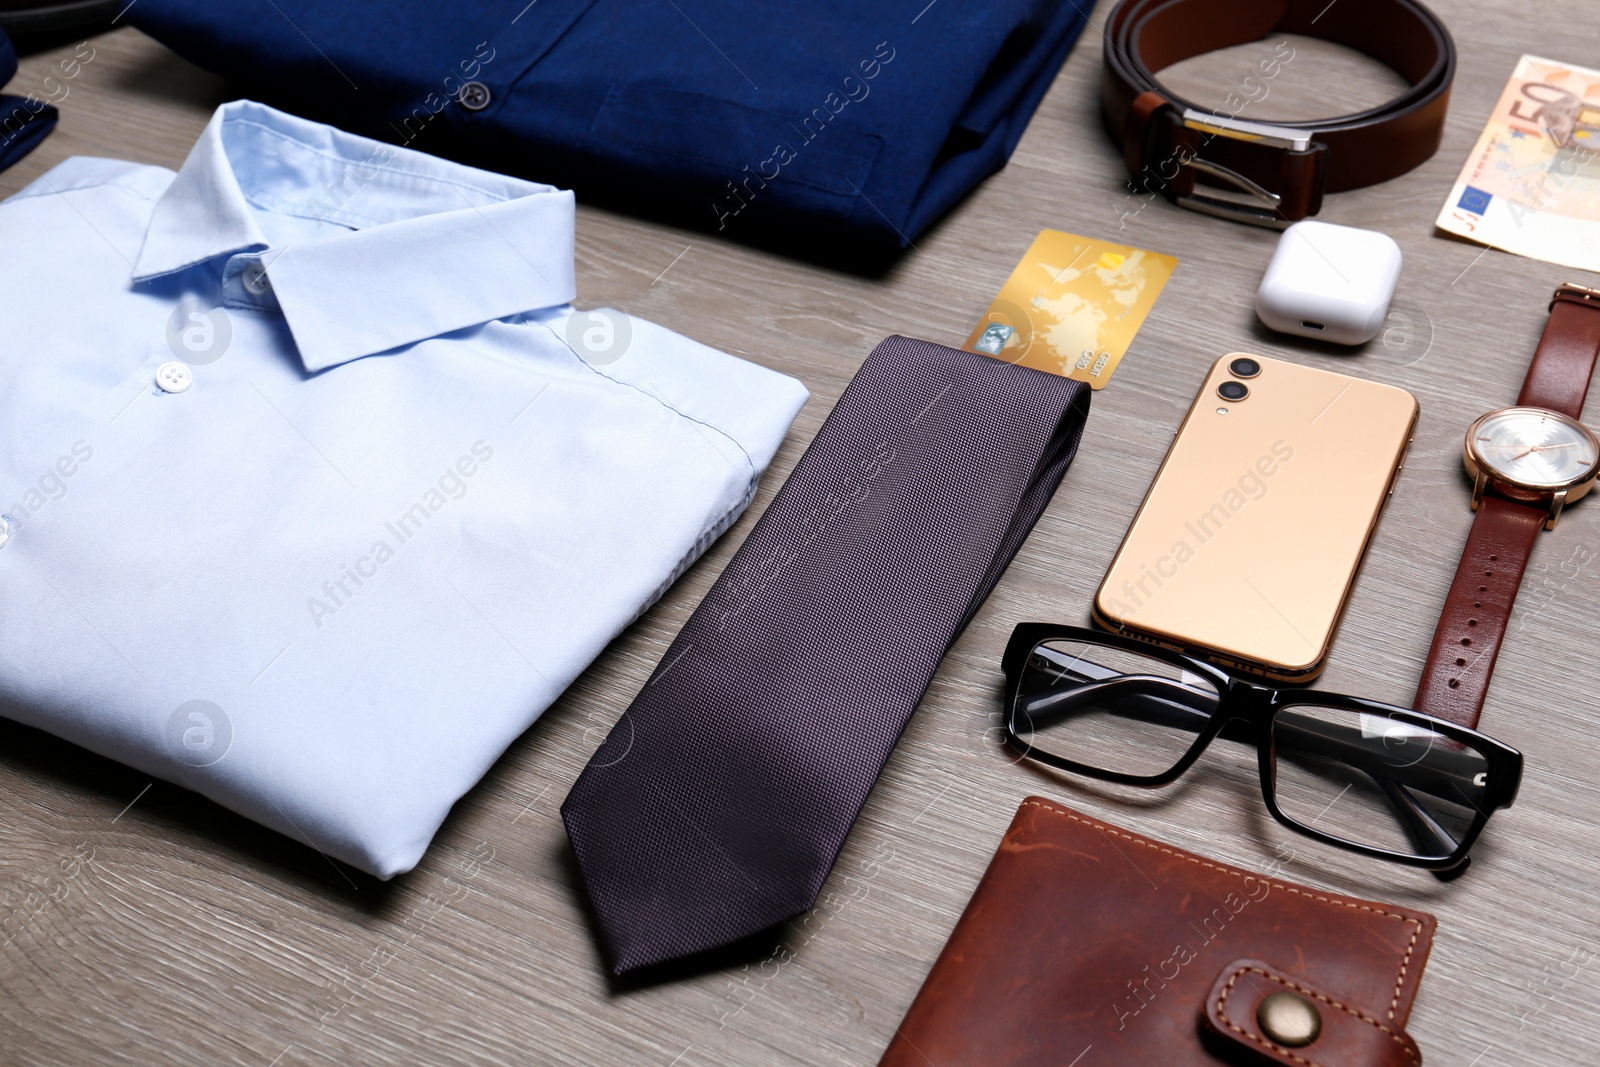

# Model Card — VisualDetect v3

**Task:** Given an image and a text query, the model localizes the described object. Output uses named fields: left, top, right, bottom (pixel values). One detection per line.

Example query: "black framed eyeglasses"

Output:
left=1001, top=624, right=1524, bottom=877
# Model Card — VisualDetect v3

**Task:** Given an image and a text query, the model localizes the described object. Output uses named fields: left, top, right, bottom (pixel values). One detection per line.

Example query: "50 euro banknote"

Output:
left=1436, top=55, right=1600, bottom=273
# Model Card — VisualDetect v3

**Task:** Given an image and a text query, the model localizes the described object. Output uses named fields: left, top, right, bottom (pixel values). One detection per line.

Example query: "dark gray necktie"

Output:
left=562, top=335, right=1090, bottom=974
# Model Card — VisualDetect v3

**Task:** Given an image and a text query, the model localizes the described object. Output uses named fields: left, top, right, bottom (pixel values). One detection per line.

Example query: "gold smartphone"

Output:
left=1093, top=354, right=1417, bottom=681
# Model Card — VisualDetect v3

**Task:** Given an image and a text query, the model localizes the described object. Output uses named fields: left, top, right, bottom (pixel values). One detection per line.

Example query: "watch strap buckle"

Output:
left=1550, top=281, right=1600, bottom=313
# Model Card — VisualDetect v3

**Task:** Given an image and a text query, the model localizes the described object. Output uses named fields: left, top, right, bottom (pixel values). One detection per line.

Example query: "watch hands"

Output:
left=1482, top=441, right=1581, bottom=462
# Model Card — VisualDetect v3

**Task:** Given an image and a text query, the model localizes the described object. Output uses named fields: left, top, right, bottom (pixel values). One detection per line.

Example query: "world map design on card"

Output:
left=964, top=230, right=1177, bottom=389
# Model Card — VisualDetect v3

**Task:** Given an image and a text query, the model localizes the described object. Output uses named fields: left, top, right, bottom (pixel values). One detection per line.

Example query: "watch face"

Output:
left=1468, top=407, right=1600, bottom=490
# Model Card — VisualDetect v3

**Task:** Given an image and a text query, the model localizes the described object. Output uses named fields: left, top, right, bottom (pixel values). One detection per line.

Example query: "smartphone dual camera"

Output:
left=1217, top=357, right=1260, bottom=402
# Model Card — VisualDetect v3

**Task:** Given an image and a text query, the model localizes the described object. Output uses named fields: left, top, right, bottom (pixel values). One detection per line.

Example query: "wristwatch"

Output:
left=1415, top=283, right=1600, bottom=728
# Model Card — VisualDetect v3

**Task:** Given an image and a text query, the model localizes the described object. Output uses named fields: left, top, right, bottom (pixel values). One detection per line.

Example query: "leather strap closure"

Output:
left=1413, top=494, right=1545, bottom=729
left=1103, top=0, right=1455, bottom=226
left=1203, top=959, right=1422, bottom=1066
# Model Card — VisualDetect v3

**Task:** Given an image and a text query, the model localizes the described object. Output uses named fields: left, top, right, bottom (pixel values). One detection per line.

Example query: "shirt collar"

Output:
left=132, top=100, right=576, bottom=372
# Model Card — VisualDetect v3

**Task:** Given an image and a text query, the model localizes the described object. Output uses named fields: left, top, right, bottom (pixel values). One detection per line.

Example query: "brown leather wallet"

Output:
left=1102, top=0, right=1455, bottom=226
left=880, top=798, right=1437, bottom=1066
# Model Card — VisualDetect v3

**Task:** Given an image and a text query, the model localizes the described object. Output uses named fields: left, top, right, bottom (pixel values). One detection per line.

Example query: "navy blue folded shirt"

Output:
left=131, top=0, right=1090, bottom=251
left=1, top=28, right=59, bottom=173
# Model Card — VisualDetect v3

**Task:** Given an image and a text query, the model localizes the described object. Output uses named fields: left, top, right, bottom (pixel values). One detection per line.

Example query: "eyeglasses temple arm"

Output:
left=1373, top=775, right=1460, bottom=857
left=1273, top=718, right=1487, bottom=803
left=1016, top=674, right=1216, bottom=733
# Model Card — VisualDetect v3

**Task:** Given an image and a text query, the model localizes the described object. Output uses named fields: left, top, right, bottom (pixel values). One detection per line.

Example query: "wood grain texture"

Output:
left=3, top=7, right=1599, bottom=1065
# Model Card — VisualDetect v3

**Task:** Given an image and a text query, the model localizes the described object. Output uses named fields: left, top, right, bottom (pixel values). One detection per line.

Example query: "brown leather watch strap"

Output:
left=1203, top=959, right=1422, bottom=1066
left=1103, top=0, right=1454, bottom=225
left=1413, top=496, right=1545, bottom=729
left=1517, top=285, right=1600, bottom=417
left=1416, top=285, right=1600, bottom=728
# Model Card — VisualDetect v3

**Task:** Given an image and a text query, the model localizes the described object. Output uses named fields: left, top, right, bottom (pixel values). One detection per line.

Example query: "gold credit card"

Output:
left=963, top=230, right=1178, bottom=388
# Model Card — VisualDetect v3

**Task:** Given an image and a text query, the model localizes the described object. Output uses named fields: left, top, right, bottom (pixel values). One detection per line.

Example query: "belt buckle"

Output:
left=1174, top=109, right=1315, bottom=229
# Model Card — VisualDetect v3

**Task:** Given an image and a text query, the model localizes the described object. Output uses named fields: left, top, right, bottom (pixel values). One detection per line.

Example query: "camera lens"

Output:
left=1228, top=357, right=1261, bottom=378
left=1218, top=381, right=1250, bottom=401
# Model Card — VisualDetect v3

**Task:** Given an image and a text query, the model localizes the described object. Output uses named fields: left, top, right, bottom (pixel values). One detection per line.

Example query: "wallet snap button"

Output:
left=1257, top=991, right=1321, bottom=1047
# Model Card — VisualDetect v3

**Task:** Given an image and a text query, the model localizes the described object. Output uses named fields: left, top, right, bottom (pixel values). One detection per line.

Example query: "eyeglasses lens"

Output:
left=1014, top=639, right=1219, bottom=778
left=1270, top=705, right=1492, bottom=860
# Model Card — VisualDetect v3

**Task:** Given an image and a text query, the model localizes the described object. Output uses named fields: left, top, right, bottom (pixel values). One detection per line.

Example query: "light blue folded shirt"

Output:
left=0, top=100, right=808, bottom=877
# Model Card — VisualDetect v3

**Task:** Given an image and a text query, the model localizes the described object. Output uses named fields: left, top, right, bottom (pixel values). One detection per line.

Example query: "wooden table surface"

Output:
left=4, top=6, right=1599, bottom=1065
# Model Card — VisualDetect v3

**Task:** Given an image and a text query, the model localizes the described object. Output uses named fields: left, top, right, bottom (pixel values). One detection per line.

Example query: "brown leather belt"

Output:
left=1102, top=0, right=1456, bottom=226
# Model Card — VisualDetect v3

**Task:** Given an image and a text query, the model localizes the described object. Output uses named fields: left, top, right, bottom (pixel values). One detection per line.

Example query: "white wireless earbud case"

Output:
left=1255, top=220, right=1402, bottom=345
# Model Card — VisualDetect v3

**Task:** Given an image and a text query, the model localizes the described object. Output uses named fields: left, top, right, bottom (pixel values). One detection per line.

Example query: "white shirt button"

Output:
left=242, top=261, right=272, bottom=295
left=156, top=361, right=194, bottom=393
